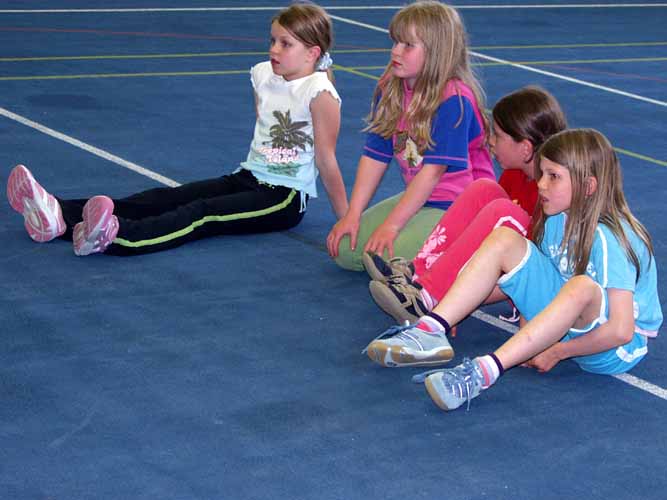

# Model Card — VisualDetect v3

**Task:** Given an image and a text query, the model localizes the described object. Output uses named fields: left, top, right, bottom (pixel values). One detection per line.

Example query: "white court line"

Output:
left=0, top=106, right=180, bottom=188
left=1, top=4, right=667, bottom=13
left=2, top=103, right=665, bottom=401
left=470, top=53, right=667, bottom=107
left=330, top=14, right=667, bottom=108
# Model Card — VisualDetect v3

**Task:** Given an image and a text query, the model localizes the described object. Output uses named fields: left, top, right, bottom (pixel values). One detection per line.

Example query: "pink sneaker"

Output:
left=6, top=164, right=66, bottom=242
left=72, top=195, right=119, bottom=256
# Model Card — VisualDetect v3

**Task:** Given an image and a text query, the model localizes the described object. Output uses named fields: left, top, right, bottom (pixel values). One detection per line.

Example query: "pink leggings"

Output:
left=414, top=178, right=531, bottom=301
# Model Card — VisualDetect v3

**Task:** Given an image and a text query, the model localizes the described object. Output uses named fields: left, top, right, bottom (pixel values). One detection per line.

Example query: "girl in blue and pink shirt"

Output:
left=327, top=1, right=493, bottom=271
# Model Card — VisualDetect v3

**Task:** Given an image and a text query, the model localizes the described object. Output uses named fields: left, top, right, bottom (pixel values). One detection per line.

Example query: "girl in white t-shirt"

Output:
left=8, top=3, right=347, bottom=256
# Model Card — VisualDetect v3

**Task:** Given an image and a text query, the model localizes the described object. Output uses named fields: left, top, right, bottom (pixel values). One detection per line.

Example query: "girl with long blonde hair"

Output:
left=327, top=1, right=493, bottom=270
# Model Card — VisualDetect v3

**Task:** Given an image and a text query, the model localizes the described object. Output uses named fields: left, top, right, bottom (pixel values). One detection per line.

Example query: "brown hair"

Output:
left=273, top=2, right=334, bottom=81
left=366, top=1, right=485, bottom=152
left=492, top=86, right=567, bottom=163
left=531, top=129, right=653, bottom=279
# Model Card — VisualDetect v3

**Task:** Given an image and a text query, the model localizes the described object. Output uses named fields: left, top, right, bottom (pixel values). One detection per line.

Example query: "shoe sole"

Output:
left=362, top=252, right=388, bottom=283
left=369, top=280, right=420, bottom=324
left=366, top=340, right=454, bottom=367
left=7, top=165, right=65, bottom=242
left=424, top=376, right=454, bottom=411
left=73, top=196, right=117, bottom=256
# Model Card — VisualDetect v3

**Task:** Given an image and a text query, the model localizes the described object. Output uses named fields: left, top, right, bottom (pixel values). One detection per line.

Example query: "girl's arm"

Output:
left=527, top=288, right=636, bottom=372
left=364, top=163, right=446, bottom=257
left=327, top=156, right=388, bottom=257
left=311, top=91, right=348, bottom=219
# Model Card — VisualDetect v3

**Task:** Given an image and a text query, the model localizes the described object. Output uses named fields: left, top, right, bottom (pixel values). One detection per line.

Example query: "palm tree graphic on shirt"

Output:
left=260, top=110, right=313, bottom=177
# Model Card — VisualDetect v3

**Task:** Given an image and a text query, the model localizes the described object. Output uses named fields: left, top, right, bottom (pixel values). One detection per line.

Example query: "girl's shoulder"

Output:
left=597, top=219, right=650, bottom=254
left=250, top=61, right=274, bottom=87
left=299, top=72, right=341, bottom=106
left=442, top=79, right=474, bottom=102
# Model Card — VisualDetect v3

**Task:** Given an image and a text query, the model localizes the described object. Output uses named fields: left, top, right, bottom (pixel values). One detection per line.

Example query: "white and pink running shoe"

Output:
left=7, top=164, right=66, bottom=242
left=72, top=195, right=119, bottom=256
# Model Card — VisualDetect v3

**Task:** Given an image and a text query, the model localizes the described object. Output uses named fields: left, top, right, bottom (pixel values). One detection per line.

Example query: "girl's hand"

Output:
left=327, top=214, right=360, bottom=258
left=364, top=222, right=400, bottom=258
left=521, top=344, right=563, bottom=373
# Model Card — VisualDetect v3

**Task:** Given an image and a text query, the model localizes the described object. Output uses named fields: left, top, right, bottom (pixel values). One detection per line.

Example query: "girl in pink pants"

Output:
left=364, top=86, right=567, bottom=324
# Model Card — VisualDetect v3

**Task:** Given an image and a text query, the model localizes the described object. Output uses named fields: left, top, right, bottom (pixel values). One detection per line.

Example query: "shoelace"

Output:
left=361, top=321, right=414, bottom=354
left=412, top=358, right=480, bottom=411
left=386, top=273, right=410, bottom=286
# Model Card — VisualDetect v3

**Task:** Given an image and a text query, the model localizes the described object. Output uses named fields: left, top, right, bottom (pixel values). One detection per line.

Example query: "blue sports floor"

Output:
left=1, top=1, right=666, bottom=499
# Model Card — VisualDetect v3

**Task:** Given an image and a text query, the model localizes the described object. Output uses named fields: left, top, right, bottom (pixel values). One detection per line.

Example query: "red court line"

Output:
left=0, top=26, right=265, bottom=42
left=0, top=26, right=376, bottom=50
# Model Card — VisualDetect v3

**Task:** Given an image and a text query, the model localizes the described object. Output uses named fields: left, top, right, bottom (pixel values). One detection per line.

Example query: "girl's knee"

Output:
left=479, top=199, right=531, bottom=235
left=488, top=226, right=526, bottom=248
left=563, top=275, right=599, bottom=301
left=459, top=178, right=507, bottom=205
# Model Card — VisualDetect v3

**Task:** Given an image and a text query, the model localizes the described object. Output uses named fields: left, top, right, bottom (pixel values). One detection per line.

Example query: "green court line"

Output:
left=0, top=48, right=390, bottom=63
left=331, top=65, right=381, bottom=81
left=2, top=41, right=666, bottom=63
left=614, top=147, right=667, bottom=167
left=4, top=56, right=664, bottom=75
left=334, top=57, right=667, bottom=71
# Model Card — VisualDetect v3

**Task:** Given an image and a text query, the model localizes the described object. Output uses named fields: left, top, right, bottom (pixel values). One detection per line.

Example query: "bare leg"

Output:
left=431, top=227, right=529, bottom=325
left=495, top=275, right=602, bottom=368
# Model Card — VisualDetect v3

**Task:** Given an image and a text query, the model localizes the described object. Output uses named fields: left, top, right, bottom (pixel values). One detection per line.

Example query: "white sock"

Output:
left=475, top=355, right=502, bottom=389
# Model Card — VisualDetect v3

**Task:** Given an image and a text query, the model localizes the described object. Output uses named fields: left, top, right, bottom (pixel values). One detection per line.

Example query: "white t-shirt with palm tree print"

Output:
left=240, top=61, right=341, bottom=199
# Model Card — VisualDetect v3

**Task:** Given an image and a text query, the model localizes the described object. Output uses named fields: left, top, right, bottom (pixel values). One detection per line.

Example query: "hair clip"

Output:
left=316, top=52, right=333, bottom=71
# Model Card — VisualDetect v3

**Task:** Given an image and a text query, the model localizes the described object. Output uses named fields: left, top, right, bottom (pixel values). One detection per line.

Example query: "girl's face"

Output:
left=488, top=121, right=532, bottom=176
left=537, top=157, right=573, bottom=215
left=390, top=28, right=426, bottom=89
left=269, top=21, right=318, bottom=81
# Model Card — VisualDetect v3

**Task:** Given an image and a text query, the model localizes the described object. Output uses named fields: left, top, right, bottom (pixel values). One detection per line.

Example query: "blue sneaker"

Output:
left=421, top=358, right=485, bottom=411
left=362, top=323, right=454, bottom=367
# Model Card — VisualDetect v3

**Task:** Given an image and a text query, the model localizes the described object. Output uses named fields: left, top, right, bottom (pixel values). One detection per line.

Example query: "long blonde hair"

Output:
left=366, top=1, right=485, bottom=152
left=273, top=2, right=335, bottom=82
left=531, top=129, right=653, bottom=279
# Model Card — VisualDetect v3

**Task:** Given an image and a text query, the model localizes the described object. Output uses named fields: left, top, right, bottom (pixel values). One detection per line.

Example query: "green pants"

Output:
left=334, top=192, right=445, bottom=271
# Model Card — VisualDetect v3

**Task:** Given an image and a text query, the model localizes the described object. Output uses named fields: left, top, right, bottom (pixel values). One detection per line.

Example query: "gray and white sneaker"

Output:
left=362, top=323, right=454, bottom=368
left=420, top=357, right=485, bottom=411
